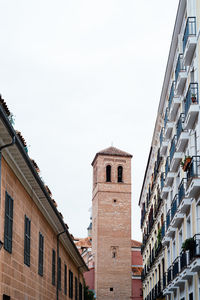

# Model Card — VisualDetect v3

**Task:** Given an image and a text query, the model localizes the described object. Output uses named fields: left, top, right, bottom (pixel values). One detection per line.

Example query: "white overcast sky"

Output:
left=0, top=0, right=179, bottom=242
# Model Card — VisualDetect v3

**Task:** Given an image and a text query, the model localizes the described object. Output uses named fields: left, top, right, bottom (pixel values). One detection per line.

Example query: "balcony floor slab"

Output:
left=179, top=198, right=192, bottom=213
left=183, top=36, right=197, bottom=66
left=189, top=257, right=200, bottom=272
left=184, top=105, right=199, bottom=130
left=168, top=97, right=181, bottom=121
left=176, top=132, right=189, bottom=152
left=175, top=72, right=187, bottom=95
left=170, top=152, right=183, bottom=172
left=171, top=212, right=185, bottom=227
left=180, top=268, right=193, bottom=280
left=186, top=178, right=200, bottom=199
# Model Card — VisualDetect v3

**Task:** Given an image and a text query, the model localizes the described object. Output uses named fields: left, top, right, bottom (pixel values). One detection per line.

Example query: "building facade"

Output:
left=76, top=236, right=143, bottom=300
left=139, top=0, right=200, bottom=299
left=0, top=98, right=88, bottom=300
left=76, top=147, right=143, bottom=300
left=92, top=147, right=132, bottom=300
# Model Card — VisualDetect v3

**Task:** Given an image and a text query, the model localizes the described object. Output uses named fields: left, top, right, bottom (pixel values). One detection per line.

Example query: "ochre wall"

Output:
left=0, top=157, right=84, bottom=300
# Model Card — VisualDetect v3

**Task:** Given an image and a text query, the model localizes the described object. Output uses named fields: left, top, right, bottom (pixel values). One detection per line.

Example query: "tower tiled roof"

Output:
left=131, top=239, right=142, bottom=248
left=92, top=146, right=132, bottom=165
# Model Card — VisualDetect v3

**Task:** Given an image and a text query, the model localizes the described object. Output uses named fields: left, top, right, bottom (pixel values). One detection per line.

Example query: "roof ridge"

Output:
left=92, top=146, right=132, bottom=165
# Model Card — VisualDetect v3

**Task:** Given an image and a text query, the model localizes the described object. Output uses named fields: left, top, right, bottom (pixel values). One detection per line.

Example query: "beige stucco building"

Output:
left=139, top=0, right=200, bottom=299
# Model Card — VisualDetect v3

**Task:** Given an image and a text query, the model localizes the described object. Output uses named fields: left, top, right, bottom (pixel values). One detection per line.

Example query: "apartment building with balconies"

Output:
left=139, top=0, right=200, bottom=299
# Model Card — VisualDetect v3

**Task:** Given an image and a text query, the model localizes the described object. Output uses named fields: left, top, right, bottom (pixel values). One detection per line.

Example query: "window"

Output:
left=79, top=282, right=82, bottom=300
left=3, top=295, right=10, bottom=300
left=52, top=249, right=56, bottom=285
left=117, top=166, right=123, bottom=182
left=69, top=270, right=73, bottom=298
left=24, top=215, right=31, bottom=266
left=58, top=257, right=61, bottom=290
left=38, top=232, right=44, bottom=276
left=189, top=293, right=193, bottom=300
left=110, top=288, right=113, bottom=292
left=106, top=165, right=111, bottom=182
left=64, top=264, right=67, bottom=295
left=4, top=192, right=13, bottom=253
left=75, top=277, right=78, bottom=300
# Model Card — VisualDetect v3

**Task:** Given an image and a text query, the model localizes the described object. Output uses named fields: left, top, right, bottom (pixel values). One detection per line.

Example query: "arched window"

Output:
left=106, top=165, right=111, bottom=182
left=118, top=166, right=123, bottom=182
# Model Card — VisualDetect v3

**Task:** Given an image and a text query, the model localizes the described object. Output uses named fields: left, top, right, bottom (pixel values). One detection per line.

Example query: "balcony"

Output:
left=170, top=135, right=182, bottom=172
left=161, top=222, right=165, bottom=239
left=168, top=81, right=176, bottom=112
left=160, top=130, right=168, bottom=156
left=170, top=135, right=177, bottom=163
left=175, top=54, right=187, bottom=95
left=161, top=186, right=171, bottom=200
left=165, top=170, right=175, bottom=187
left=170, top=194, right=184, bottom=228
left=178, top=178, right=192, bottom=214
left=186, top=156, right=200, bottom=198
left=165, top=157, right=170, bottom=177
left=160, top=172, right=165, bottom=191
left=176, top=114, right=189, bottom=152
left=184, top=83, right=199, bottom=129
left=189, top=234, right=200, bottom=272
left=165, top=209, right=176, bottom=238
left=155, top=241, right=162, bottom=258
left=166, top=209, right=170, bottom=229
left=164, top=120, right=173, bottom=140
left=164, top=108, right=168, bottom=129
left=168, top=97, right=181, bottom=122
left=140, top=208, right=146, bottom=228
left=161, top=221, right=170, bottom=246
left=163, top=246, right=200, bottom=294
left=164, top=252, right=188, bottom=291
left=167, top=266, right=173, bottom=284
left=172, top=257, right=179, bottom=279
left=183, top=17, right=196, bottom=66
left=168, top=81, right=181, bottom=121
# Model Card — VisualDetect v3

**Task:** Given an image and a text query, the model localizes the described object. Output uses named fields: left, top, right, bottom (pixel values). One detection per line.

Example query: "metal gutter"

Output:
left=0, top=104, right=88, bottom=272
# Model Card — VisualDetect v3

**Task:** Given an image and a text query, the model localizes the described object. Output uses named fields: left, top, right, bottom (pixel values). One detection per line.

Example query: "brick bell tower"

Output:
left=91, top=146, right=132, bottom=300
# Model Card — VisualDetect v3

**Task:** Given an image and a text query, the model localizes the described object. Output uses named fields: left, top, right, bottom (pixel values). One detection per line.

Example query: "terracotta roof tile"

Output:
left=131, top=239, right=142, bottom=248
left=75, top=237, right=92, bottom=248
left=92, top=146, right=132, bottom=165
left=0, top=95, right=11, bottom=117
left=16, top=131, right=27, bottom=147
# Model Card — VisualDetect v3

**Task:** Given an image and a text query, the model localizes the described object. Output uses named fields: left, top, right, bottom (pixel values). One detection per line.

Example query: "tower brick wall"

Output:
left=92, top=148, right=132, bottom=300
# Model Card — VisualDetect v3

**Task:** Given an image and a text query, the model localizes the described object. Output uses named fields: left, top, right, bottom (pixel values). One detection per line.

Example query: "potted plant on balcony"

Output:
left=180, top=156, right=192, bottom=172
left=157, top=228, right=162, bottom=244
left=182, top=237, right=195, bottom=252
left=191, top=93, right=197, bottom=103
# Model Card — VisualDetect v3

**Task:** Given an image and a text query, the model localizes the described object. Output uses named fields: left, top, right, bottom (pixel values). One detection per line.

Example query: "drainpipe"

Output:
left=0, top=136, right=16, bottom=152
left=0, top=136, right=16, bottom=247
left=56, top=230, right=66, bottom=300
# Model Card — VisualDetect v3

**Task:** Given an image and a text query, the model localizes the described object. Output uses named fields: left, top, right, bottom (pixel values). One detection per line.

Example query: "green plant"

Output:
left=84, top=285, right=95, bottom=300
left=157, top=228, right=162, bottom=244
left=182, top=238, right=195, bottom=251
